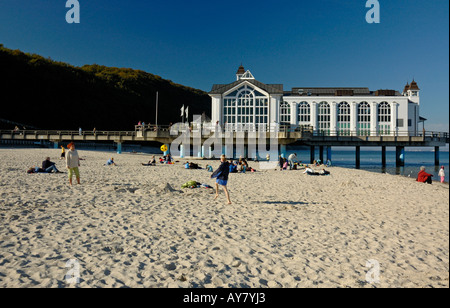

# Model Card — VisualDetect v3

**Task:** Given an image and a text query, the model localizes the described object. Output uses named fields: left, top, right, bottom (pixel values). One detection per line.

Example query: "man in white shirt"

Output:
left=288, top=153, right=298, bottom=170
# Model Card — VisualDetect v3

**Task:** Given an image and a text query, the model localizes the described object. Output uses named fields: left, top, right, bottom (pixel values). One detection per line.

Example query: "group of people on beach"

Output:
left=25, top=140, right=446, bottom=207
left=417, top=165, right=446, bottom=184
left=27, top=142, right=81, bottom=186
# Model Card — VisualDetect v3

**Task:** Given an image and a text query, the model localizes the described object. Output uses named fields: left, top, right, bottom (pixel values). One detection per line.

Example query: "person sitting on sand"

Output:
left=206, top=164, right=213, bottom=172
left=211, top=154, right=232, bottom=204
left=279, top=155, right=286, bottom=171
left=229, top=161, right=238, bottom=173
left=106, top=158, right=117, bottom=166
left=164, top=154, right=173, bottom=164
left=417, top=166, right=433, bottom=184
left=142, top=156, right=156, bottom=166
left=42, top=157, right=60, bottom=173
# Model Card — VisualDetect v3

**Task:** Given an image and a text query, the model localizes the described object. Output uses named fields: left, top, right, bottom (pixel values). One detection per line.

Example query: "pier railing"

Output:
left=1, top=126, right=448, bottom=144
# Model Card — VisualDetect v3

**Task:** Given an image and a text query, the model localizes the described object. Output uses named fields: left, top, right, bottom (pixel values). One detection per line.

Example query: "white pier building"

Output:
left=209, top=65, right=423, bottom=136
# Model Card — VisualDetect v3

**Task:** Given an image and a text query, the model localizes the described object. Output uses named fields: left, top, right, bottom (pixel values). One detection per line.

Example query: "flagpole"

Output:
left=155, top=91, right=159, bottom=127
left=181, top=105, right=185, bottom=124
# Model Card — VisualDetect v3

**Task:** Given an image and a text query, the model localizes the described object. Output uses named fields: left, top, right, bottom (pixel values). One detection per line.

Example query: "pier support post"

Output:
left=319, top=146, right=324, bottom=163
left=356, top=146, right=361, bottom=169
left=200, top=146, right=205, bottom=158
left=310, top=146, right=315, bottom=164
left=180, top=144, right=185, bottom=159
left=116, top=142, right=122, bottom=154
left=280, top=144, right=287, bottom=159
left=53, top=141, right=59, bottom=149
left=396, top=146, right=405, bottom=167
left=381, top=146, right=386, bottom=167
left=326, top=146, right=332, bottom=163
left=224, top=145, right=232, bottom=159
left=435, top=146, right=440, bottom=166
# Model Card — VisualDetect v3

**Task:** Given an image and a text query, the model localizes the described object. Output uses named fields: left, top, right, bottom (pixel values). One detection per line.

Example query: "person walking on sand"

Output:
left=60, top=145, right=66, bottom=160
left=66, top=142, right=81, bottom=186
left=211, top=154, right=232, bottom=204
left=439, top=166, right=445, bottom=183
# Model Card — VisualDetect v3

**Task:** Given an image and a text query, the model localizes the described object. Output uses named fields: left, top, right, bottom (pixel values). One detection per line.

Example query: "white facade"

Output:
left=209, top=67, right=421, bottom=136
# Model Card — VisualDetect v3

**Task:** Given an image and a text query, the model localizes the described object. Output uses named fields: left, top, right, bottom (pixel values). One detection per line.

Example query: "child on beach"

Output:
left=60, top=146, right=65, bottom=160
left=439, top=166, right=445, bottom=183
left=211, top=155, right=232, bottom=204
left=106, top=158, right=117, bottom=166
left=66, top=142, right=80, bottom=186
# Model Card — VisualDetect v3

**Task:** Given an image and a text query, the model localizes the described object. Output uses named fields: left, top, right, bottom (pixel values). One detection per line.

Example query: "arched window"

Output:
left=358, top=102, right=371, bottom=136
left=318, top=102, right=331, bottom=135
left=378, top=102, right=391, bottom=135
left=280, top=101, right=291, bottom=125
left=298, top=102, right=311, bottom=124
left=223, top=85, right=268, bottom=132
left=338, top=102, right=351, bottom=136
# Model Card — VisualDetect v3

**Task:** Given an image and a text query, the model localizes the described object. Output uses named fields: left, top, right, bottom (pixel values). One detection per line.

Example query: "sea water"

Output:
left=285, top=146, right=450, bottom=183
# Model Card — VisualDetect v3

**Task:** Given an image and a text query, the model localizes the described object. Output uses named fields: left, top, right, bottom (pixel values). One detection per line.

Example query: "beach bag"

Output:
left=181, top=180, right=198, bottom=189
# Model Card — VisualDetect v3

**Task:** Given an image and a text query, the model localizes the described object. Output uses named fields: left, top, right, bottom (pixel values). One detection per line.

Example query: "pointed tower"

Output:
left=402, top=82, right=410, bottom=96
left=236, top=64, right=245, bottom=81
left=407, top=79, right=420, bottom=103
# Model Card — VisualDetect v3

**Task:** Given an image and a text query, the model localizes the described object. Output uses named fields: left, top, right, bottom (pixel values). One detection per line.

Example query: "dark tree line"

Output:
left=0, top=44, right=211, bottom=131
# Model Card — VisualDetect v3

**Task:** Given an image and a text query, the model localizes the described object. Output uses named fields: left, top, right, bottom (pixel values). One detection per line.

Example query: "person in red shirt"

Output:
left=417, top=166, right=433, bottom=184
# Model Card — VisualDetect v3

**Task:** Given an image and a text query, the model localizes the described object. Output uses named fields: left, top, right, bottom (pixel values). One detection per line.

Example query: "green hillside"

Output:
left=0, top=44, right=211, bottom=131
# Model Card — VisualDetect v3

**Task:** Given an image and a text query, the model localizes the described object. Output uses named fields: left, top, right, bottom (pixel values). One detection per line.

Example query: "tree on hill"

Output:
left=0, top=44, right=211, bottom=131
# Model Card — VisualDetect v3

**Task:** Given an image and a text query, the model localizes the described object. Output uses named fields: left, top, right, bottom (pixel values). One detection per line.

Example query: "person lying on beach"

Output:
left=142, top=156, right=156, bottom=166
left=42, top=157, right=61, bottom=173
left=189, top=162, right=201, bottom=169
left=105, top=158, right=117, bottom=166
left=27, top=166, right=59, bottom=174
left=417, top=166, right=433, bottom=184
left=303, top=166, right=320, bottom=175
left=211, top=154, right=232, bottom=204
left=319, top=169, right=331, bottom=175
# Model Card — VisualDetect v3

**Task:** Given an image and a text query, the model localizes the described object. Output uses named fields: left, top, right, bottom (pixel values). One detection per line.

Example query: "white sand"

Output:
left=0, top=148, right=448, bottom=288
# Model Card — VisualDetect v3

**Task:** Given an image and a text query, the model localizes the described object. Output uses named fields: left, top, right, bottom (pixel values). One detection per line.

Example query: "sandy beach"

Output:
left=0, top=148, right=448, bottom=288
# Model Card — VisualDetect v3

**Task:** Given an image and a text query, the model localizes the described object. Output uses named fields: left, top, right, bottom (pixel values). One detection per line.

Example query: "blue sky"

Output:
left=0, top=0, right=448, bottom=131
